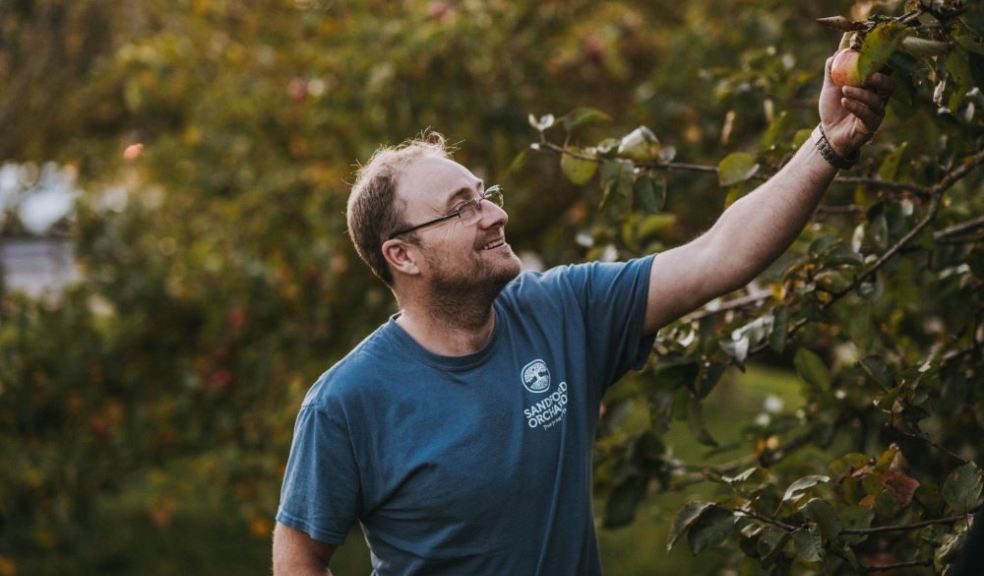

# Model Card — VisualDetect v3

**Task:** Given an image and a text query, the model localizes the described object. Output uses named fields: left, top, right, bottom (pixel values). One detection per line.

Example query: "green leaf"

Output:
left=560, top=151, right=598, bottom=185
left=507, top=148, right=529, bottom=175
left=793, top=526, right=823, bottom=563
left=969, top=52, right=984, bottom=91
left=963, top=1, right=984, bottom=36
left=868, top=211, right=888, bottom=250
left=877, top=142, right=908, bottom=181
left=599, top=160, right=633, bottom=215
left=783, top=475, right=830, bottom=503
left=761, top=110, right=791, bottom=149
left=603, top=474, right=649, bottom=528
left=757, top=526, right=790, bottom=560
left=617, top=126, right=660, bottom=163
left=634, top=173, right=667, bottom=213
left=561, top=107, right=610, bottom=133
left=946, top=49, right=974, bottom=109
left=899, top=37, right=950, bottom=58
left=648, top=389, right=674, bottom=435
left=719, top=335, right=749, bottom=367
left=858, top=22, right=907, bottom=80
left=723, top=466, right=759, bottom=486
left=692, top=361, right=726, bottom=400
left=840, top=506, right=874, bottom=545
left=717, top=152, right=760, bottom=187
left=770, top=306, right=788, bottom=354
left=655, top=362, right=700, bottom=390
left=859, top=355, right=894, bottom=389
left=792, top=128, right=813, bottom=148
left=936, top=532, right=967, bottom=565
left=954, top=33, right=984, bottom=57
left=667, top=501, right=715, bottom=550
left=687, top=506, right=735, bottom=555
left=794, top=348, right=831, bottom=391
left=803, top=498, right=842, bottom=542
left=942, top=462, right=984, bottom=513
left=809, top=235, right=840, bottom=257
left=687, top=396, right=718, bottom=447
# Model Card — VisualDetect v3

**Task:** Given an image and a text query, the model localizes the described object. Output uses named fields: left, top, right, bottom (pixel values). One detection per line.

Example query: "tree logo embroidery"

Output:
left=521, top=359, right=551, bottom=393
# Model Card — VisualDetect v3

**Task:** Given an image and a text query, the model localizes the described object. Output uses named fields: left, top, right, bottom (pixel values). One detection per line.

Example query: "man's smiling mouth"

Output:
left=482, top=238, right=506, bottom=251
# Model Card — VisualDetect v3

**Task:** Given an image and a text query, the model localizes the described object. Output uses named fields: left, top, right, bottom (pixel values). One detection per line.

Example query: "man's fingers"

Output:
left=864, top=72, right=895, bottom=99
left=842, top=86, right=883, bottom=113
left=823, top=56, right=835, bottom=89
left=841, top=98, right=881, bottom=133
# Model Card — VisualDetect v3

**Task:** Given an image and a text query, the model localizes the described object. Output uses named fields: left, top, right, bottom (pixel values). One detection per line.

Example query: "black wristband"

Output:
left=815, top=123, right=860, bottom=169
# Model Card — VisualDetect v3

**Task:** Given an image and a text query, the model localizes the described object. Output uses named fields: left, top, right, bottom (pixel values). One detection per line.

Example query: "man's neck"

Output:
left=396, top=300, right=496, bottom=357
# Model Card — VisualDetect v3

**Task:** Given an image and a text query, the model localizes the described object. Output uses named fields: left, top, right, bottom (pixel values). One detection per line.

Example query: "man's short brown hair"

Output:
left=346, top=131, right=451, bottom=286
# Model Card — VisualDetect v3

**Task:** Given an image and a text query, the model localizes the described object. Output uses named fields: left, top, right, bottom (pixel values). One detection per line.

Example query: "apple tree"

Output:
left=532, top=3, right=984, bottom=574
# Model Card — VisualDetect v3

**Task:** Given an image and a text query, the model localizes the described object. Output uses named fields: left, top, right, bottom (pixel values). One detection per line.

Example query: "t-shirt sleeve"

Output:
left=570, top=255, right=656, bottom=389
left=276, top=403, right=361, bottom=545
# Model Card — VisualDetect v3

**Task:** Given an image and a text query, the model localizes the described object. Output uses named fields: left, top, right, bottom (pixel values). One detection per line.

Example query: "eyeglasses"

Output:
left=388, top=185, right=504, bottom=239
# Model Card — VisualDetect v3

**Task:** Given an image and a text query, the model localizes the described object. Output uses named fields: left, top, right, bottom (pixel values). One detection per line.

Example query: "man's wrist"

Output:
left=814, top=123, right=860, bottom=170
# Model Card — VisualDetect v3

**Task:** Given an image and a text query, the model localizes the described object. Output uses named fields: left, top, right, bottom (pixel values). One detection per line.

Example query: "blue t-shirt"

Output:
left=277, top=256, right=656, bottom=575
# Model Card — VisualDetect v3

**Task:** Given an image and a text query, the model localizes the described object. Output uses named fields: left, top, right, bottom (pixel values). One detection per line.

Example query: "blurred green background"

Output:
left=0, top=0, right=867, bottom=573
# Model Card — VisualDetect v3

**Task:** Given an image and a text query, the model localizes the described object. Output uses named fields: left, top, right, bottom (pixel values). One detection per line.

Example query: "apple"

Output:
left=123, top=143, right=144, bottom=160
left=830, top=48, right=863, bottom=87
left=427, top=1, right=453, bottom=21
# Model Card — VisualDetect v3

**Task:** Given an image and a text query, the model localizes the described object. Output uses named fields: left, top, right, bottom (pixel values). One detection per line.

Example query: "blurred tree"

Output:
left=0, top=0, right=980, bottom=574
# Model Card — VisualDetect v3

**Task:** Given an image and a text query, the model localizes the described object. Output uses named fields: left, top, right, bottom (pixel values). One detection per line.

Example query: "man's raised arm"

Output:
left=643, top=54, right=893, bottom=335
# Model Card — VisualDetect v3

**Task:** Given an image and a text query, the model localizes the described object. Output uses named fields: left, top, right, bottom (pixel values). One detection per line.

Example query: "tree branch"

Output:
left=862, top=558, right=933, bottom=573
left=682, top=290, right=773, bottom=322
left=533, top=141, right=933, bottom=196
left=729, top=507, right=798, bottom=532
left=889, top=426, right=970, bottom=465
left=831, top=149, right=984, bottom=303
left=667, top=417, right=848, bottom=491
left=933, top=215, right=984, bottom=243
left=842, top=502, right=981, bottom=535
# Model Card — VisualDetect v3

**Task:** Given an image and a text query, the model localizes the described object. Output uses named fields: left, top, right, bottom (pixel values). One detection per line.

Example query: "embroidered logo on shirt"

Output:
left=521, top=359, right=551, bottom=393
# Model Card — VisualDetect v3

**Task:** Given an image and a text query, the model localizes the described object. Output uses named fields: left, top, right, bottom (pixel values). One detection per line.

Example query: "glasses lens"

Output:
left=485, top=186, right=503, bottom=207
left=457, top=200, right=481, bottom=225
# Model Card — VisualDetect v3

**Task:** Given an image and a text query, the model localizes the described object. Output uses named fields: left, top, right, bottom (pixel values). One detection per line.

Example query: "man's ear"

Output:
left=381, top=238, right=421, bottom=277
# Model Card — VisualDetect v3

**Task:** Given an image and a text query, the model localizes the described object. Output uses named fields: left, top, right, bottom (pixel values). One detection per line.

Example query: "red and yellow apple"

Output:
left=830, top=48, right=863, bottom=87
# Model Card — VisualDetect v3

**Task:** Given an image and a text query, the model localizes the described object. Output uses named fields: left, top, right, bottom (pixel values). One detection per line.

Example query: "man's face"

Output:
left=395, top=156, right=521, bottom=297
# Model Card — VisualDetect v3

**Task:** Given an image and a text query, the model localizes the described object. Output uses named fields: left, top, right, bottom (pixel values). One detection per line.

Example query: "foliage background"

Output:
left=0, top=0, right=981, bottom=574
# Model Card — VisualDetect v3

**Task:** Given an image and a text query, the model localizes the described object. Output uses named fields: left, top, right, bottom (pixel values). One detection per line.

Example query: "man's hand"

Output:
left=818, top=55, right=894, bottom=157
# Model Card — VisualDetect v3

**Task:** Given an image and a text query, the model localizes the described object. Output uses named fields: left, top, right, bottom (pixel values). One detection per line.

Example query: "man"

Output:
left=273, top=55, right=892, bottom=574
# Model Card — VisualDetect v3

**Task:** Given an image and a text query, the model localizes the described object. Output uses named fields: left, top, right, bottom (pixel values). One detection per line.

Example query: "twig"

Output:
left=934, top=215, right=984, bottom=242
left=842, top=502, right=981, bottom=535
left=730, top=507, right=798, bottom=532
left=833, top=176, right=930, bottom=199
left=816, top=204, right=865, bottom=216
left=889, top=427, right=969, bottom=465
left=863, top=558, right=933, bottom=573
left=682, top=291, right=774, bottom=322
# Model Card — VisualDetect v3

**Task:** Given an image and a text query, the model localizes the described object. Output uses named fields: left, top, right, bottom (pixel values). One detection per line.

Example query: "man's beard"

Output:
left=424, top=251, right=521, bottom=328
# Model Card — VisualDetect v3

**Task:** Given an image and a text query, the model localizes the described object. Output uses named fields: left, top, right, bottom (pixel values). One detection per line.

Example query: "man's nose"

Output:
left=478, top=199, right=508, bottom=228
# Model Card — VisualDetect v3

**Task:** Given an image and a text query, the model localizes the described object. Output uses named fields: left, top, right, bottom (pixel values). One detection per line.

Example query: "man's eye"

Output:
left=449, top=201, right=471, bottom=215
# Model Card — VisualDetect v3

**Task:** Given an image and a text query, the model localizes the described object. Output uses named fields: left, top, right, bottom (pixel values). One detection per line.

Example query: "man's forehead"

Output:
left=398, top=156, right=481, bottom=206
